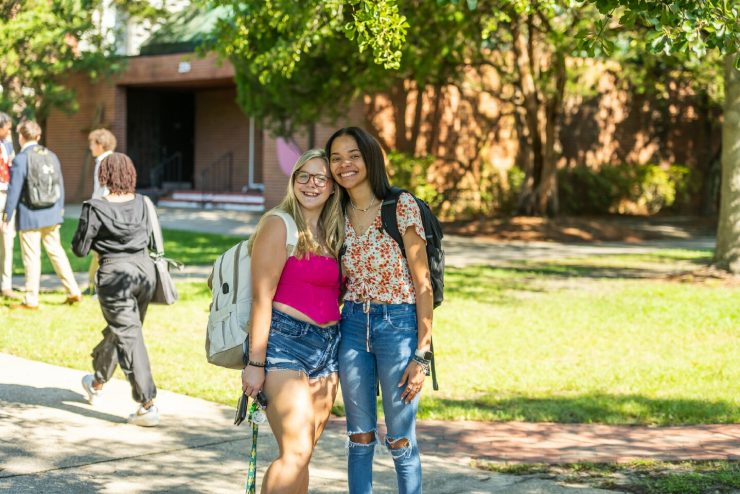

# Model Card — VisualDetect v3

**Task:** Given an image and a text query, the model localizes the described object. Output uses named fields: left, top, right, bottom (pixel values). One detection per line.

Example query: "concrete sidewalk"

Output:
left=1, top=353, right=627, bottom=494
left=12, top=206, right=716, bottom=294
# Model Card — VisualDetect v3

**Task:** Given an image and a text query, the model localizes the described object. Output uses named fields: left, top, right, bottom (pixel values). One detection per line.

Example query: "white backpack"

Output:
left=205, top=211, right=298, bottom=369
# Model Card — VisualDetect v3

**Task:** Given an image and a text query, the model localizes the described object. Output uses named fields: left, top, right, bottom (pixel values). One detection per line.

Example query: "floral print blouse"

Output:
left=342, top=192, right=426, bottom=304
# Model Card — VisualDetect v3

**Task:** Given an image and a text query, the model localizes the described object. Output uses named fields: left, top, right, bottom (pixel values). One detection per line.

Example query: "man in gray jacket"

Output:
left=1, top=120, right=82, bottom=309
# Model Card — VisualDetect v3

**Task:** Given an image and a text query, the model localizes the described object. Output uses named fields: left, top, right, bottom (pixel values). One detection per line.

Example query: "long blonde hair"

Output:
left=249, top=149, right=344, bottom=258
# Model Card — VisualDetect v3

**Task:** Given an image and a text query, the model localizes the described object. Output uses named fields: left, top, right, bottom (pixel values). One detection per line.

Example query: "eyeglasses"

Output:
left=295, top=171, right=330, bottom=188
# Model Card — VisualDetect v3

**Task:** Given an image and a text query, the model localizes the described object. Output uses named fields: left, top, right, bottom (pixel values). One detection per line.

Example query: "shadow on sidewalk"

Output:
left=0, top=383, right=125, bottom=424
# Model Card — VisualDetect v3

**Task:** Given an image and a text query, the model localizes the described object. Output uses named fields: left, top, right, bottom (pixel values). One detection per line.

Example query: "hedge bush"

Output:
left=558, top=163, right=694, bottom=215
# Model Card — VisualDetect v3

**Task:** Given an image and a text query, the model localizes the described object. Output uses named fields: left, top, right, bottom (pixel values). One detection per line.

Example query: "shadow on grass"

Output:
left=418, top=393, right=739, bottom=425
left=503, top=264, right=688, bottom=279
left=445, top=258, right=716, bottom=299
left=444, top=266, right=550, bottom=303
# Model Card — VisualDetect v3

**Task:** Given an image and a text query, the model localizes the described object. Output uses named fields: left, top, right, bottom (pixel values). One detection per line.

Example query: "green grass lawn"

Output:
left=10, top=218, right=244, bottom=275
left=1, top=247, right=738, bottom=425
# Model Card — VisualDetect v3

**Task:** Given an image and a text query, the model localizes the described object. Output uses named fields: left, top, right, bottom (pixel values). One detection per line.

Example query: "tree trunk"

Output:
left=715, top=54, right=740, bottom=273
left=512, top=16, right=548, bottom=216
left=536, top=52, right=566, bottom=216
left=409, top=83, right=424, bottom=156
left=390, top=80, right=412, bottom=153
left=427, top=82, right=443, bottom=155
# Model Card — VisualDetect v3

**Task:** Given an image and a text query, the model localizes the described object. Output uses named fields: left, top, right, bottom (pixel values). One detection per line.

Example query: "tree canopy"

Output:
left=583, top=1, right=740, bottom=272
left=583, top=0, right=738, bottom=63
left=0, top=0, right=162, bottom=123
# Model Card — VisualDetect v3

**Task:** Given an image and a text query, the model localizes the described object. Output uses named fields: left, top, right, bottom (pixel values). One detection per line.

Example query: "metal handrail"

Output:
left=200, top=151, right=234, bottom=191
left=150, top=152, right=183, bottom=189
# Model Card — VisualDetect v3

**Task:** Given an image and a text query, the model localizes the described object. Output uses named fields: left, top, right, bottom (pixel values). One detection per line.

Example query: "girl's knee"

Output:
left=279, top=448, right=313, bottom=470
left=385, top=435, right=414, bottom=460
left=349, top=431, right=375, bottom=444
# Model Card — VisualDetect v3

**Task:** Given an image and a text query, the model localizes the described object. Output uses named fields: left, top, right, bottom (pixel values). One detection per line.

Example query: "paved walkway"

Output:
left=2, top=354, right=738, bottom=493
left=2, top=353, right=624, bottom=494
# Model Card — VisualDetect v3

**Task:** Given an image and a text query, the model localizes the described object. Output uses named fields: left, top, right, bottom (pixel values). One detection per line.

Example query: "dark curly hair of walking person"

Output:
left=98, top=152, right=137, bottom=195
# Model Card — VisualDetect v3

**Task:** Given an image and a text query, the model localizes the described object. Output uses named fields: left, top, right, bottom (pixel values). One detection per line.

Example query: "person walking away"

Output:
left=72, top=152, right=159, bottom=426
left=1, top=120, right=82, bottom=309
left=326, top=127, right=433, bottom=494
left=0, top=112, right=18, bottom=300
left=86, top=129, right=116, bottom=295
left=241, top=149, right=345, bottom=492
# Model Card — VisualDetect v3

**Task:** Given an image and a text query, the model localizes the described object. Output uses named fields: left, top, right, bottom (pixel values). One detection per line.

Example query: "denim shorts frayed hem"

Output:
left=265, top=309, right=340, bottom=380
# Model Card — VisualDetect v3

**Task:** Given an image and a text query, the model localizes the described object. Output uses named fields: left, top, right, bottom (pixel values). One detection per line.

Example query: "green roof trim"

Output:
left=139, top=6, right=229, bottom=56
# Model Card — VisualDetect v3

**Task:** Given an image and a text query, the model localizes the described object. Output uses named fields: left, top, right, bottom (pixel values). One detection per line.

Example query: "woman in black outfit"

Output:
left=72, top=152, right=159, bottom=426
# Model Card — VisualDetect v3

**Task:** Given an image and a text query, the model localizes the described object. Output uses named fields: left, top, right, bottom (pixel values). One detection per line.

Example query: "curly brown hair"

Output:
left=99, top=152, right=137, bottom=194
left=88, top=128, right=117, bottom=152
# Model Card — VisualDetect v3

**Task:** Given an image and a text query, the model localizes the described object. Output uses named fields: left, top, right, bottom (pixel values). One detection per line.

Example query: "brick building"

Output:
left=46, top=7, right=364, bottom=211
left=46, top=8, right=720, bottom=215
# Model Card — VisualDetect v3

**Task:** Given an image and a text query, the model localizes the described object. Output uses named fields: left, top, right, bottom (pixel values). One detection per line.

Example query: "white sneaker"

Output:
left=81, top=374, right=101, bottom=405
left=127, top=405, right=159, bottom=427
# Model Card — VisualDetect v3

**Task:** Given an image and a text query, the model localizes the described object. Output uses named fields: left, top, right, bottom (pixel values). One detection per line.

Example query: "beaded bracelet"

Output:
left=412, top=356, right=431, bottom=376
left=247, top=360, right=266, bottom=368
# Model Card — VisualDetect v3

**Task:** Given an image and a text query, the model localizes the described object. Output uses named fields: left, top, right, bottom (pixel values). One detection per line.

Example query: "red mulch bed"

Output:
left=441, top=215, right=717, bottom=243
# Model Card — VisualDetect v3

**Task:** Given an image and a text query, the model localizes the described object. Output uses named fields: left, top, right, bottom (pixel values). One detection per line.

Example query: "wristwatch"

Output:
left=415, top=349, right=433, bottom=361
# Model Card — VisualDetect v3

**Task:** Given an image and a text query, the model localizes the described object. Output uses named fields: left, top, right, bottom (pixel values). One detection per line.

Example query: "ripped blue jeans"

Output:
left=338, top=301, right=421, bottom=494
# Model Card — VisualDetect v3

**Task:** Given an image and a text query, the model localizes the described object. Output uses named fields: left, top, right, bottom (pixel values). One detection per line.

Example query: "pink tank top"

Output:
left=273, top=254, right=341, bottom=325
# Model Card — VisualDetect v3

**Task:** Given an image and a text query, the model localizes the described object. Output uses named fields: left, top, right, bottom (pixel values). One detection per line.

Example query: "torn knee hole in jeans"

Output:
left=345, top=431, right=378, bottom=454
left=385, top=436, right=413, bottom=459
left=347, top=431, right=376, bottom=446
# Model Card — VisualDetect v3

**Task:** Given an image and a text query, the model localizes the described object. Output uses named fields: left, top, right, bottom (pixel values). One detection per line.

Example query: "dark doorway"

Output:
left=126, top=88, right=195, bottom=189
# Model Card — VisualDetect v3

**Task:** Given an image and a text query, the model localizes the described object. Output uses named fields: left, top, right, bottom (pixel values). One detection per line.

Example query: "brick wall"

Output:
left=46, top=74, right=119, bottom=202
left=46, top=52, right=241, bottom=201
left=262, top=99, right=367, bottom=209
left=195, top=88, right=251, bottom=191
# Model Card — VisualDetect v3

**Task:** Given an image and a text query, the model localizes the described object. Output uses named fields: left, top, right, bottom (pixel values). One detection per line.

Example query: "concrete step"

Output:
left=158, top=190, right=265, bottom=212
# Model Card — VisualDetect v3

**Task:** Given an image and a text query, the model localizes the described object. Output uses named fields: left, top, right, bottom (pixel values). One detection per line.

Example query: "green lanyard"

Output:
left=245, top=401, right=260, bottom=494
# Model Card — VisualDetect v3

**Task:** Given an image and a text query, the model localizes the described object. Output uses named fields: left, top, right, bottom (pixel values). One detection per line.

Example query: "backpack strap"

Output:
left=380, top=187, right=406, bottom=257
left=270, top=211, right=299, bottom=257
left=143, top=195, right=165, bottom=257
left=232, top=241, right=243, bottom=305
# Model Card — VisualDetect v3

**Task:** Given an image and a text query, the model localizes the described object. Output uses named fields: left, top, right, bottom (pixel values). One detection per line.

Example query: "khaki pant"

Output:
left=19, top=224, right=81, bottom=306
left=0, top=191, right=15, bottom=291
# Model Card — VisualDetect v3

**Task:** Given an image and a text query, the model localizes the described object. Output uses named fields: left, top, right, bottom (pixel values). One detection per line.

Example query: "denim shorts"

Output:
left=265, top=309, right=340, bottom=379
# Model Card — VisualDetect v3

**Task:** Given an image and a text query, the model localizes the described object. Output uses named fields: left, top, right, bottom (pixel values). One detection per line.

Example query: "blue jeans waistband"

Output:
left=271, top=308, right=339, bottom=334
left=343, top=300, right=416, bottom=316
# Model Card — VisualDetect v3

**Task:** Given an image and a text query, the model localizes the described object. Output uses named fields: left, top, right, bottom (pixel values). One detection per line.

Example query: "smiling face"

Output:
left=292, top=157, right=334, bottom=212
left=329, top=135, right=368, bottom=191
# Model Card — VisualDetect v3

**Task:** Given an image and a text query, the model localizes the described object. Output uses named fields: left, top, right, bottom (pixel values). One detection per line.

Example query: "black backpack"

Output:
left=381, top=187, right=445, bottom=390
left=23, top=146, right=61, bottom=209
left=380, top=187, right=445, bottom=308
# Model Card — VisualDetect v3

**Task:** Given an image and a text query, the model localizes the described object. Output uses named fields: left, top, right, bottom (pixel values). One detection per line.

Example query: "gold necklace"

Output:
left=350, top=196, right=377, bottom=213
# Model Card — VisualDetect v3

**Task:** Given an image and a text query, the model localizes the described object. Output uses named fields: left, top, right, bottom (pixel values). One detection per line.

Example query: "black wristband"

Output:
left=247, top=360, right=266, bottom=368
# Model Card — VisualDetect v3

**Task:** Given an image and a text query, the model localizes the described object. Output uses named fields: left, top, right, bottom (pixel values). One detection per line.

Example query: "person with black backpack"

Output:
left=1, top=120, right=81, bottom=310
left=326, top=127, right=437, bottom=494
